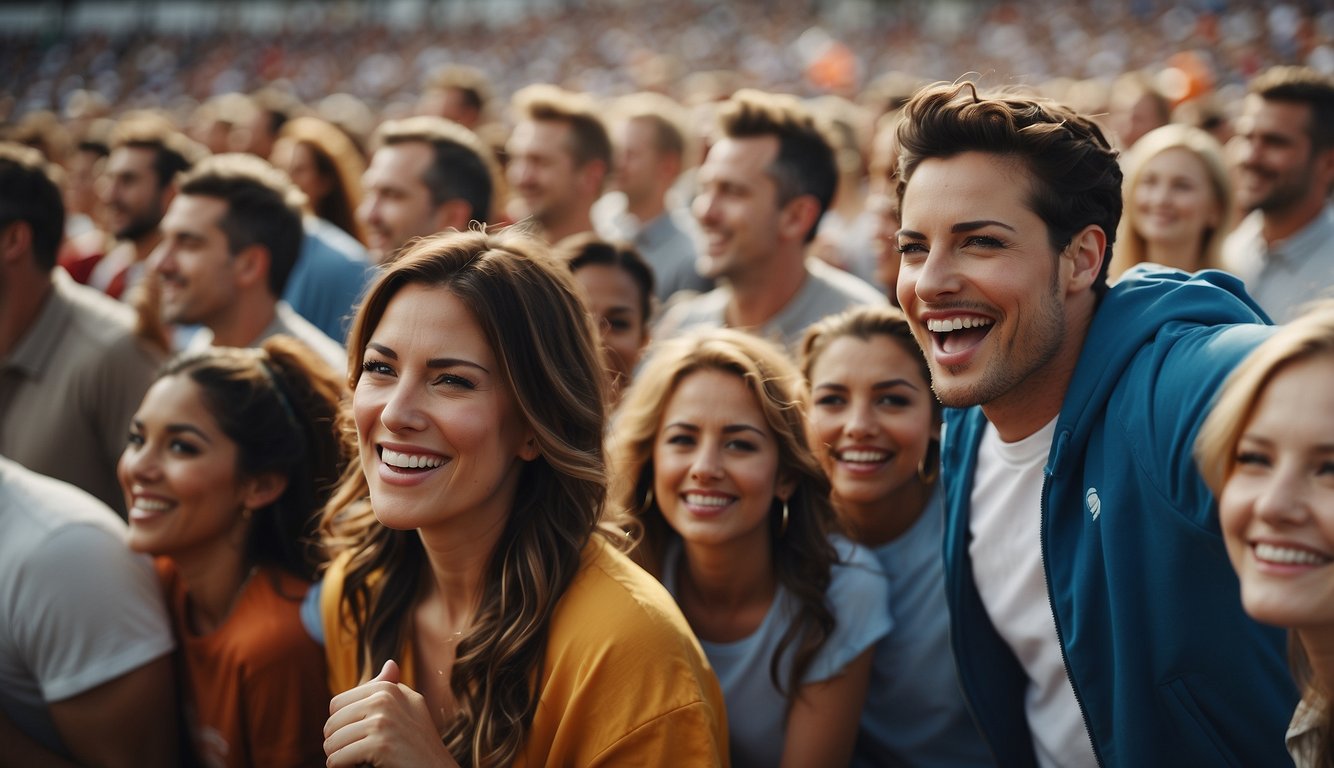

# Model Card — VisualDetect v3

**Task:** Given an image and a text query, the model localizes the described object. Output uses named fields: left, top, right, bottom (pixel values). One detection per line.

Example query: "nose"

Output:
left=121, top=440, right=161, bottom=484
left=844, top=399, right=879, bottom=440
left=1253, top=465, right=1310, bottom=526
left=907, top=246, right=961, bottom=303
left=377, top=380, right=428, bottom=433
left=688, top=439, right=725, bottom=482
left=149, top=241, right=175, bottom=276
left=692, top=189, right=718, bottom=227
left=358, top=193, right=380, bottom=227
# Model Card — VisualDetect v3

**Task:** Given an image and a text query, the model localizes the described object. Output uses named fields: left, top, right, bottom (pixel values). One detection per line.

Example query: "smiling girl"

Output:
left=118, top=335, right=347, bottom=766
left=610, top=328, right=890, bottom=767
left=1197, top=302, right=1334, bottom=767
left=801, top=306, right=993, bottom=767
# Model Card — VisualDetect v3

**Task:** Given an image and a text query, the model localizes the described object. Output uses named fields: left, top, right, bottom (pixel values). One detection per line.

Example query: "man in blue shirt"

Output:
left=893, top=82, right=1294, bottom=766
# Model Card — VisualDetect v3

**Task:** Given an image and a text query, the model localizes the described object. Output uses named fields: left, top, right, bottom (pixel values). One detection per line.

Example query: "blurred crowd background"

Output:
left=3, top=0, right=1332, bottom=150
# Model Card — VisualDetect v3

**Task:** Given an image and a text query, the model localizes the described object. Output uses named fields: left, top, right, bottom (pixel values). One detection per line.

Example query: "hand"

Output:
left=323, top=660, right=460, bottom=767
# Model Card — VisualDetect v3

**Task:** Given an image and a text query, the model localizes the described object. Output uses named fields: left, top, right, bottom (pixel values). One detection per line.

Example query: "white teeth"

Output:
left=382, top=448, right=446, bottom=470
left=132, top=498, right=172, bottom=512
left=926, top=316, right=994, bottom=333
left=1255, top=543, right=1331, bottom=566
left=684, top=493, right=731, bottom=508
left=840, top=449, right=890, bottom=463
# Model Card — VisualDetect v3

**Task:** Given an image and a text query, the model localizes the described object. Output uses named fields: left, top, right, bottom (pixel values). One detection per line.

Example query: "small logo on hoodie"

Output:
left=1086, top=488, right=1102, bottom=522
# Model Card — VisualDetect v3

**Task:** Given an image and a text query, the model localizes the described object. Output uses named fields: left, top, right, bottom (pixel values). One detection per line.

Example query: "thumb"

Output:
left=372, top=658, right=401, bottom=684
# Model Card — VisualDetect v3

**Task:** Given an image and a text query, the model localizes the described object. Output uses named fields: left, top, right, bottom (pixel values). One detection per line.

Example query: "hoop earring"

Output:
left=779, top=498, right=790, bottom=537
left=917, top=440, right=939, bottom=484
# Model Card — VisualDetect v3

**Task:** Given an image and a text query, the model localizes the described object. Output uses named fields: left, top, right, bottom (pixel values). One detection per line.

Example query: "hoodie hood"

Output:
left=1048, top=265, right=1270, bottom=475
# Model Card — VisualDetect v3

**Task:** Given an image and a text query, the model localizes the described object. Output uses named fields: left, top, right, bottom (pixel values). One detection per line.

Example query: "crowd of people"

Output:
left=5, top=3, right=1334, bottom=766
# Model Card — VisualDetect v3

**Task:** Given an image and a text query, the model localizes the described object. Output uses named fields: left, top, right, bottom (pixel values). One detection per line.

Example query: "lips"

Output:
left=379, top=446, right=447, bottom=471
left=923, top=314, right=995, bottom=359
left=128, top=494, right=175, bottom=522
left=1253, top=541, right=1332, bottom=568
left=681, top=490, right=734, bottom=515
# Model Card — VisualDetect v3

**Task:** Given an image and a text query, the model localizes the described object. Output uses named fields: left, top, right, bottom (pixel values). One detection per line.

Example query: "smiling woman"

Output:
left=1196, top=301, right=1334, bottom=768
left=608, top=328, right=891, bottom=767
left=117, top=335, right=348, bottom=767
left=316, top=229, right=727, bottom=768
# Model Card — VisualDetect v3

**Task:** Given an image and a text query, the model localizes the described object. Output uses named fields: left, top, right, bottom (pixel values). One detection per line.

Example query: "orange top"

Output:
left=159, top=560, right=330, bottom=768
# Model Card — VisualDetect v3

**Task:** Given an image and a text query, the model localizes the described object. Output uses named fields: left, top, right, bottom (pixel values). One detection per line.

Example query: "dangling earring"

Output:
left=779, top=498, right=790, bottom=537
left=917, top=440, right=939, bottom=484
left=641, top=488, right=655, bottom=515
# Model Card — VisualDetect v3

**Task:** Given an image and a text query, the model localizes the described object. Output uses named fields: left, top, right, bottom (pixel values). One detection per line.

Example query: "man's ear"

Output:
left=579, top=158, right=609, bottom=199
left=778, top=194, right=821, bottom=244
left=0, top=220, right=33, bottom=265
left=1063, top=224, right=1107, bottom=295
left=232, top=243, right=272, bottom=292
left=158, top=182, right=178, bottom=218
left=434, top=198, right=474, bottom=233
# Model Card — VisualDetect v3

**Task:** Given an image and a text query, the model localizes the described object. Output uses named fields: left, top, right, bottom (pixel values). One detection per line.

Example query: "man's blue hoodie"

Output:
left=941, top=266, right=1297, bottom=767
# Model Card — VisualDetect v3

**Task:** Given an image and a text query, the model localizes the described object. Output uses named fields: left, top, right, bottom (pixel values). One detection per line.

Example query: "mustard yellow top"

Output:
left=321, top=535, right=730, bottom=766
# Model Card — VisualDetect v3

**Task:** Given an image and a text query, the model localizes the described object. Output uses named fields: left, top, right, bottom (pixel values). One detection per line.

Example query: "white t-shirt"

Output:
left=0, top=457, right=174, bottom=757
left=968, top=418, right=1097, bottom=768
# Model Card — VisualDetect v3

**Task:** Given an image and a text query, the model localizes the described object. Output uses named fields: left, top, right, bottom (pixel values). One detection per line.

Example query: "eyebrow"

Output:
left=130, top=419, right=213, bottom=443
left=365, top=342, right=490, bottom=373
left=664, top=421, right=768, bottom=438
left=814, top=378, right=920, bottom=392
left=897, top=220, right=1017, bottom=240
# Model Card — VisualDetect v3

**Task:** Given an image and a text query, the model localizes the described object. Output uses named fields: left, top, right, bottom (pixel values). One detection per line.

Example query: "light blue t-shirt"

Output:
left=663, top=535, right=892, bottom=768
left=854, top=489, right=995, bottom=767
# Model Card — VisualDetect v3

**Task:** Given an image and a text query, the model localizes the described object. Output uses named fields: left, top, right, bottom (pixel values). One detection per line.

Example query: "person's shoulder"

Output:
left=556, top=537, right=687, bottom=634
left=805, top=257, right=888, bottom=305
left=0, top=457, right=123, bottom=541
left=303, top=217, right=370, bottom=264
left=655, top=284, right=730, bottom=336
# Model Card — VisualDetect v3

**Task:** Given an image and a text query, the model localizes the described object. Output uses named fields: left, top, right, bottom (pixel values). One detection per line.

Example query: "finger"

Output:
left=371, top=658, right=401, bottom=684
left=325, top=684, right=400, bottom=737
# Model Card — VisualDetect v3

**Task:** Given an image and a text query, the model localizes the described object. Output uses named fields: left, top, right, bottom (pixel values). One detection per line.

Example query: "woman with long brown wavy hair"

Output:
left=316, top=229, right=727, bottom=768
left=608, top=328, right=890, bottom=767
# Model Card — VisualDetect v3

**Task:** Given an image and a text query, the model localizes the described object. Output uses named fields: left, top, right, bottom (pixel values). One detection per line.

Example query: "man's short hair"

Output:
left=615, top=92, right=688, bottom=160
left=176, top=153, right=306, bottom=297
left=110, top=113, right=208, bottom=190
left=1250, top=66, right=1334, bottom=153
left=425, top=65, right=493, bottom=117
left=896, top=82, right=1123, bottom=295
left=512, top=84, right=613, bottom=172
left=370, top=115, right=498, bottom=224
left=0, top=142, right=65, bottom=271
left=716, top=89, right=837, bottom=243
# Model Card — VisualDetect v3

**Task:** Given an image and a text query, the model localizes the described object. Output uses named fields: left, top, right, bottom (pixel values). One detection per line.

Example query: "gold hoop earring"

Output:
left=779, top=498, right=790, bottom=537
left=917, top=441, right=939, bottom=484
left=641, top=488, right=655, bottom=515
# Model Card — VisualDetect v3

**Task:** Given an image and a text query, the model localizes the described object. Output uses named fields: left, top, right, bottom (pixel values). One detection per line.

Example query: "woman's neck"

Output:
left=1298, top=627, right=1334, bottom=702
left=173, top=533, right=253, bottom=636
left=1144, top=236, right=1206, bottom=273
left=676, top=530, right=776, bottom=642
left=838, top=480, right=934, bottom=547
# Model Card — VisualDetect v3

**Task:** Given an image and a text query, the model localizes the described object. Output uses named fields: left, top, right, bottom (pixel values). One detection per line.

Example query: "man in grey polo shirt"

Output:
left=1224, top=66, right=1334, bottom=321
left=0, top=142, right=164, bottom=515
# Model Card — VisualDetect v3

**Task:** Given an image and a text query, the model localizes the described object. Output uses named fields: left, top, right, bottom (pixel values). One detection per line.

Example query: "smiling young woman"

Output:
left=117, top=335, right=348, bottom=767
left=1197, top=301, right=1334, bottom=768
left=799, top=306, right=993, bottom=766
left=608, top=328, right=890, bottom=767
left=316, top=229, right=726, bottom=768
